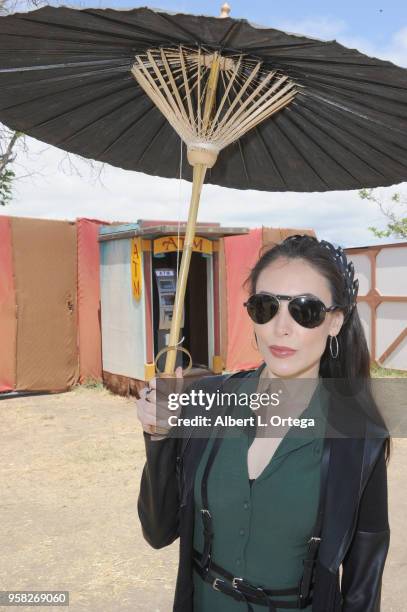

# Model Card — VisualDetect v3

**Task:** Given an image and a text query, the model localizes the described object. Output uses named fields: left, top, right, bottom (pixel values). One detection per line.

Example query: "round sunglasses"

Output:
left=243, top=293, right=344, bottom=329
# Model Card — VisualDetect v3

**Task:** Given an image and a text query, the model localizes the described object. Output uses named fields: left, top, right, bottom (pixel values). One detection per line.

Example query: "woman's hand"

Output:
left=136, top=366, right=184, bottom=438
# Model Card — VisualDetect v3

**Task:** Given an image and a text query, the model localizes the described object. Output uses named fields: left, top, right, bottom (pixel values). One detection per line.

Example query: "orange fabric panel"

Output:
left=11, top=217, right=78, bottom=391
left=212, top=250, right=220, bottom=357
left=224, top=228, right=263, bottom=371
left=218, top=238, right=228, bottom=368
left=0, top=216, right=16, bottom=392
left=77, top=218, right=109, bottom=383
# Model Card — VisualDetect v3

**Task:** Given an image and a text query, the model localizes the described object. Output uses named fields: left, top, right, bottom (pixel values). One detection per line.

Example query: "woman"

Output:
left=136, top=234, right=391, bottom=612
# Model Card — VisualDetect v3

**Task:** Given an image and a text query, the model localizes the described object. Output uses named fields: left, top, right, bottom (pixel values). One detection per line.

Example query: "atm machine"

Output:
left=154, top=268, right=185, bottom=369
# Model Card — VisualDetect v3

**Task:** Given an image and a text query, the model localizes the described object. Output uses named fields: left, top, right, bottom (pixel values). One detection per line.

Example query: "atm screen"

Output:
left=162, top=294, right=175, bottom=306
left=160, top=280, right=174, bottom=291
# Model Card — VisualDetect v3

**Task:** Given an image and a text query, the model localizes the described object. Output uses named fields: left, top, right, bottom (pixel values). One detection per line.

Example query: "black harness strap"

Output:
left=197, top=436, right=224, bottom=573
left=193, top=553, right=300, bottom=611
left=297, top=434, right=332, bottom=606
left=197, top=371, right=242, bottom=574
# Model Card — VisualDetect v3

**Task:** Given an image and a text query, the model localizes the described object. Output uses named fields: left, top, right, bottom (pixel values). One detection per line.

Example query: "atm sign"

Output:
left=153, top=235, right=212, bottom=255
left=131, top=237, right=143, bottom=301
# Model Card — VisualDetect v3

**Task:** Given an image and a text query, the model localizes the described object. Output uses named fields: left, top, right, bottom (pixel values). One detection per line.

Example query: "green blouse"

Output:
left=192, top=367, right=328, bottom=612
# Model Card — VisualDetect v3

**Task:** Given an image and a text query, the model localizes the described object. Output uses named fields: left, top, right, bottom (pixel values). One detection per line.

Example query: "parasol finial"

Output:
left=219, top=3, right=231, bottom=18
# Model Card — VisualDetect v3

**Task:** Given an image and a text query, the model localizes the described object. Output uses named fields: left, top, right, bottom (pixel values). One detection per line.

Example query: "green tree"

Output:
left=0, top=168, right=15, bottom=206
left=359, top=188, right=407, bottom=239
left=0, top=129, right=22, bottom=206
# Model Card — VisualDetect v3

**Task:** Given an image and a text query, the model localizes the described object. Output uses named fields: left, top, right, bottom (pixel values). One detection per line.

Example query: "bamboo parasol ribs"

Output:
left=131, top=45, right=299, bottom=374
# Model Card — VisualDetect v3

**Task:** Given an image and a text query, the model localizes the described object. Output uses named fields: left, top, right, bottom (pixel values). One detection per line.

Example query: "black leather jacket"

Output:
left=138, top=373, right=390, bottom=611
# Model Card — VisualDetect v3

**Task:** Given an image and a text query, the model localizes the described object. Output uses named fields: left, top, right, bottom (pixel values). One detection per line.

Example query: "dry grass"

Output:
left=0, top=386, right=178, bottom=611
left=371, top=364, right=407, bottom=378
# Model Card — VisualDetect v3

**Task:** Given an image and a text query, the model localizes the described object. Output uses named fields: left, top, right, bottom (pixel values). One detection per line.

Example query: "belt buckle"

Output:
left=308, top=536, right=321, bottom=544
left=212, top=577, right=224, bottom=591
left=233, top=576, right=262, bottom=598
left=232, top=577, right=243, bottom=589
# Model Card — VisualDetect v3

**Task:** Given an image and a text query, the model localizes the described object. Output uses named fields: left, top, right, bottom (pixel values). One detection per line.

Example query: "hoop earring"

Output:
left=329, top=335, right=339, bottom=359
left=250, top=331, right=261, bottom=352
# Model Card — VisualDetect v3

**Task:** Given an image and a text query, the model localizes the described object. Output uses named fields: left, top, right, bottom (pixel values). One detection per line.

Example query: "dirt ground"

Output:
left=0, top=385, right=405, bottom=612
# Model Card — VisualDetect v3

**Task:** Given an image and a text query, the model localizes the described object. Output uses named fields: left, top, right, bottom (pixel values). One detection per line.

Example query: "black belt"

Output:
left=193, top=372, right=332, bottom=611
left=193, top=546, right=315, bottom=610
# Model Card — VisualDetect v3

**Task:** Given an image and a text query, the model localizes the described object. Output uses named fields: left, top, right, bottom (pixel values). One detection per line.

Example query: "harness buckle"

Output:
left=232, top=576, right=264, bottom=598
left=200, top=508, right=213, bottom=540
left=201, top=508, right=212, bottom=531
left=201, top=552, right=211, bottom=571
left=212, top=577, right=224, bottom=591
left=212, top=576, right=246, bottom=603
left=297, top=593, right=308, bottom=609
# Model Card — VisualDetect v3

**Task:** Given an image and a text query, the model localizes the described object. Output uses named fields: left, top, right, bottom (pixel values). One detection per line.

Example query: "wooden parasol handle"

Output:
left=163, top=163, right=207, bottom=374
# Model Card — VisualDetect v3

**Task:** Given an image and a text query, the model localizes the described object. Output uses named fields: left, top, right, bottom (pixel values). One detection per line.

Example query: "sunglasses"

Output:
left=243, top=293, right=344, bottom=329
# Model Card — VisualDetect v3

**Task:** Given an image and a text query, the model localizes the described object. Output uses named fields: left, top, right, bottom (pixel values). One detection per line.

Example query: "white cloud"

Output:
left=275, top=18, right=407, bottom=67
left=274, top=16, right=348, bottom=41
left=2, top=136, right=405, bottom=250
left=381, top=26, right=407, bottom=67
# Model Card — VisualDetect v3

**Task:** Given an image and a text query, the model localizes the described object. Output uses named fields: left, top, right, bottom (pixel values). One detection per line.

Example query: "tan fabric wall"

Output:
left=262, top=227, right=316, bottom=249
left=11, top=217, right=79, bottom=391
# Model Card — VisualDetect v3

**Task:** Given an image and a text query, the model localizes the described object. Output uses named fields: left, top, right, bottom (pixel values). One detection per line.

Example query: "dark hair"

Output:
left=243, top=234, right=391, bottom=465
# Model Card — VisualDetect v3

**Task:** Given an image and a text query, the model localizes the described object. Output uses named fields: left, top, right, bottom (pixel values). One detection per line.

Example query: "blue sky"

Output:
left=65, top=0, right=407, bottom=48
left=2, top=0, right=407, bottom=248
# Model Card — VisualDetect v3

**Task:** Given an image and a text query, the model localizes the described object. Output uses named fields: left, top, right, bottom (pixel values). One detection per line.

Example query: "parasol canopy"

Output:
left=1, top=5, right=407, bottom=192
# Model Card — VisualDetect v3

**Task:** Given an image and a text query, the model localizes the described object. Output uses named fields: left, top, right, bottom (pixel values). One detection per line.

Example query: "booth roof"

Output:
left=98, top=223, right=250, bottom=242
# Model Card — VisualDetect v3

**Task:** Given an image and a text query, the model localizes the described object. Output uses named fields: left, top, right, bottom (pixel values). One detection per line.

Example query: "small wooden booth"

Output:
left=98, top=219, right=249, bottom=392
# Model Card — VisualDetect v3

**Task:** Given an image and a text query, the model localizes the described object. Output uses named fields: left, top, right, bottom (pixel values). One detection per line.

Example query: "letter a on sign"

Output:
left=131, top=237, right=142, bottom=301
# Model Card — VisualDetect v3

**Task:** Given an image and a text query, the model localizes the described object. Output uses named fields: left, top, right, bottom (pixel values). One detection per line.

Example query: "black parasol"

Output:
left=0, top=5, right=407, bottom=192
